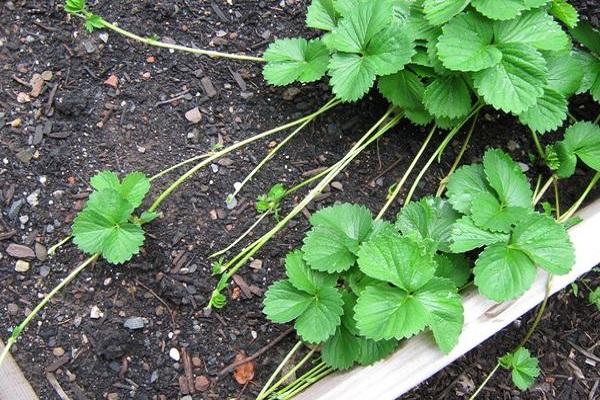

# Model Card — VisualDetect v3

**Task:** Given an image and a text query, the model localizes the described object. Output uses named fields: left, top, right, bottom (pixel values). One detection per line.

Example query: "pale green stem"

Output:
left=229, top=99, right=340, bottom=201
left=285, top=166, right=334, bottom=197
left=47, top=235, right=73, bottom=256
left=533, top=176, right=556, bottom=205
left=256, top=341, right=304, bottom=400
left=468, top=363, right=500, bottom=400
left=147, top=100, right=337, bottom=212
left=0, top=253, right=100, bottom=367
left=149, top=154, right=210, bottom=182
left=209, top=212, right=270, bottom=259
left=558, top=171, right=600, bottom=222
left=257, top=347, right=317, bottom=400
left=376, top=124, right=437, bottom=220
left=530, top=129, right=546, bottom=163
left=553, top=179, right=561, bottom=219
left=531, top=174, right=543, bottom=202
left=280, top=366, right=333, bottom=399
left=98, top=18, right=264, bottom=62
left=274, top=362, right=328, bottom=397
left=519, top=275, right=553, bottom=348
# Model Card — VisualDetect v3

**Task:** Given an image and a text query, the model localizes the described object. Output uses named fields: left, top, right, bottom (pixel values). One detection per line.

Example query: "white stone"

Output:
left=169, top=348, right=180, bottom=361
left=15, top=260, right=30, bottom=273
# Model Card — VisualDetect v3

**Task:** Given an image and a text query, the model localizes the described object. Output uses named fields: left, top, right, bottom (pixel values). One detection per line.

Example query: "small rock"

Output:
left=192, top=356, right=202, bottom=367
left=26, top=190, right=40, bottom=207
left=249, top=259, right=263, bottom=270
left=195, top=375, right=210, bottom=392
left=41, top=71, right=53, bottom=81
left=98, top=32, right=109, bottom=43
left=15, top=260, right=30, bottom=273
left=6, top=244, right=35, bottom=260
left=19, top=215, right=29, bottom=224
left=107, top=394, right=119, bottom=400
left=331, top=181, right=344, bottom=191
left=39, top=265, right=50, bottom=277
left=17, top=92, right=31, bottom=103
left=104, top=75, right=119, bottom=89
left=7, top=303, right=18, bottom=315
left=282, top=87, right=301, bottom=101
left=185, top=107, right=202, bottom=124
left=123, top=317, right=146, bottom=330
left=53, top=347, right=65, bottom=357
left=146, top=55, right=156, bottom=63
left=35, top=243, right=47, bottom=261
left=200, top=76, right=218, bottom=98
left=16, top=149, right=33, bottom=164
left=169, top=348, right=181, bottom=361
left=518, top=162, right=530, bottom=172
left=180, top=396, right=192, bottom=400
left=90, top=305, right=102, bottom=319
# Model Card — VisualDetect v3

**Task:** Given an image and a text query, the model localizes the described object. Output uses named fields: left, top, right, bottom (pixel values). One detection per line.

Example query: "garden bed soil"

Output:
left=1, top=1, right=599, bottom=399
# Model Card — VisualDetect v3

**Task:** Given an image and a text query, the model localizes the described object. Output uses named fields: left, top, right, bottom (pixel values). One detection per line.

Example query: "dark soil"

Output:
left=0, top=1, right=598, bottom=400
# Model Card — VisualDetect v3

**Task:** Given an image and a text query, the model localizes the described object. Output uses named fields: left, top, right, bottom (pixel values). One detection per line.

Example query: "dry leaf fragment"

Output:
left=233, top=352, right=255, bottom=385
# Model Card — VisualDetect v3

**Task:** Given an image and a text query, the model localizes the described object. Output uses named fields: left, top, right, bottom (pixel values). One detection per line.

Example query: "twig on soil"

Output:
left=218, top=327, right=294, bottom=376
left=135, top=279, right=176, bottom=328
left=46, top=372, right=73, bottom=400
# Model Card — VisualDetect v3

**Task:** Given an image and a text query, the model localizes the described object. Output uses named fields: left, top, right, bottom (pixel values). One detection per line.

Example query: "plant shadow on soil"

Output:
left=0, top=1, right=599, bottom=399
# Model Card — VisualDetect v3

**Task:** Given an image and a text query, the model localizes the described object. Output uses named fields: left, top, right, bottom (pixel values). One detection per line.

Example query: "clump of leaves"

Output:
left=549, top=122, right=600, bottom=178
left=262, top=0, right=595, bottom=133
left=64, top=0, right=105, bottom=32
left=446, top=149, right=575, bottom=301
left=263, top=201, right=468, bottom=370
left=72, top=171, right=155, bottom=264
left=499, top=347, right=541, bottom=390
left=256, top=183, right=286, bottom=218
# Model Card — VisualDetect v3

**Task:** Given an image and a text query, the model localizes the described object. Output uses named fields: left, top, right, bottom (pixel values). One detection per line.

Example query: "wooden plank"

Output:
left=297, top=199, right=600, bottom=400
left=0, top=341, right=39, bottom=400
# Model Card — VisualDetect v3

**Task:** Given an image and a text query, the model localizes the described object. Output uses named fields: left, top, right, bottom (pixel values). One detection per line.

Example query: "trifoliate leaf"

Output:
left=434, top=253, right=471, bottom=288
left=357, top=235, right=436, bottom=292
left=550, top=0, right=579, bottom=29
left=306, top=0, right=339, bottom=31
left=546, top=52, right=585, bottom=97
left=437, top=12, right=502, bottom=72
left=263, top=280, right=314, bottom=323
left=363, top=26, right=415, bottom=76
left=414, top=278, right=464, bottom=353
left=472, top=0, right=527, bottom=21
left=378, top=69, right=425, bottom=109
left=295, top=286, right=344, bottom=343
left=473, top=43, right=547, bottom=114
left=474, top=243, right=537, bottom=301
left=450, top=216, right=510, bottom=253
left=322, top=324, right=360, bottom=370
left=554, top=141, right=578, bottom=178
left=493, top=9, right=570, bottom=52
left=522, top=0, right=549, bottom=8
left=366, top=220, right=400, bottom=241
left=263, top=38, right=329, bottom=86
left=422, top=0, right=469, bottom=25
left=471, top=192, right=529, bottom=233
left=570, top=20, right=600, bottom=55
left=356, top=337, right=397, bottom=365
left=563, top=122, right=600, bottom=172
left=330, top=1, right=391, bottom=53
left=423, top=74, right=472, bottom=119
left=354, top=285, right=429, bottom=340
left=518, top=87, right=568, bottom=134
left=446, top=164, right=492, bottom=214
left=328, top=53, right=377, bottom=101
left=499, top=347, right=541, bottom=390
left=83, top=189, right=134, bottom=224
left=396, top=197, right=459, bottom=252
left=483, top=149, right=533, bottom=209
left=285, top=250, right=337, bottom=293
left=512, top=213, right=574, bottom=274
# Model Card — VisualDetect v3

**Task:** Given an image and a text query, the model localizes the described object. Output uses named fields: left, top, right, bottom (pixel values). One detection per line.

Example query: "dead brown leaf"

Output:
left=232, top=352, right=254, bottom=385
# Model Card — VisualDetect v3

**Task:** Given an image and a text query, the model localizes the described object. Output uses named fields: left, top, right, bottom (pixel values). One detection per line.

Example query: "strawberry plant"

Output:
left=499, top=347, right=541, bottom=390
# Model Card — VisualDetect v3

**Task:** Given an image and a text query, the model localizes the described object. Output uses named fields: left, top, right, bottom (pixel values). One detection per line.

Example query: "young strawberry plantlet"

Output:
left=63, top=0, right=264, bottom=62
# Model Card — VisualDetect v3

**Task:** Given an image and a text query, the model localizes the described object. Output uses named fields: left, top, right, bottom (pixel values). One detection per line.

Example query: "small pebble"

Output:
left=15, top=260, right=30, bottom=273
left=90, top=305, right=102, bottom=319
left=169, top=348, right=181, bottom=361
left=123, top=317, right=146, bottom=330
left=53, top=347, right=65, bottom=357
left=7, top=303, right=18, bottom=315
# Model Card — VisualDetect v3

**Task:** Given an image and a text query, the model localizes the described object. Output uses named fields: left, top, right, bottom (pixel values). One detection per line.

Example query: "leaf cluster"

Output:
left=499, top=347, right=541, bottom=390
left=64, top=0, right=105, bottom=32
left=263, top=202, right=468, bottom=370
left=72, top=171, right=155, bottom=264
left=446, top=149, right=575, bottom=301
left=256, top=183, right=286, bottom=218
left=548, top=121, right=600, bottom=178
left=263, top=0, right=598, bottom=133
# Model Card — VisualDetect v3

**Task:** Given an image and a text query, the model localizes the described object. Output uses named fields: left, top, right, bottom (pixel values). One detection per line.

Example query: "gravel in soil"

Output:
left=0, top=1, right=599, bottom=399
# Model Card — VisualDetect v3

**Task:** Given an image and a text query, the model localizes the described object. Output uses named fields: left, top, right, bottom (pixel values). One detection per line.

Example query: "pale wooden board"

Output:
left=297, top=199, right=600, bottom=400
left=0, top=341, right=39, bottom=400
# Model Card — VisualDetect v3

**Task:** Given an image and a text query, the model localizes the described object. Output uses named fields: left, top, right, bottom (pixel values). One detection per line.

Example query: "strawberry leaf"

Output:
left=285, top=250, right=337, bottom=293
left=470, top=192, right=529, bottom=233
left=446, top=164, right=493, bottom=214
left=549, top=0, right=579, bottom=29
left=423, top=74, right=472, bottom=119
left=499, top=347, right=541, bottom=390
left=306, top=0, right=339, bottom=31
left=434, top=253, right=471, bottom=288
left=450, top=216, right=510, bottom=253
left=472, top=0, right=527, bottom=21
left=493, top=9, right=570, bottom=52
left=483, top=149, right=533, bottom=209
left=422, top=0, right=470, bottom=25
left=378, top=69, right=425, bottom=109
left=518, top=87, right=568, bottom=134
left=263, top=38, right=329, bottom=86
left=562, top=121, right=600, bottom=172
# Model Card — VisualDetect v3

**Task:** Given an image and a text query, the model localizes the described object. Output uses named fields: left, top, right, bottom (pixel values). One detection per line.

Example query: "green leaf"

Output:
left=363, top=26, right=415, bottom=76
left=64, top=0, right=85, bottom=13
left=499, top=347, right=541, bottom=390
left=493, top=9, right=570, bottom=52
left=518, top=87, right=568, bottom=134
left=306, top=0, right=339, bottom=31
left=422, top=0, right=469, bottom=25
left=549, top=0, right=579, bottom=29
left=405, top=106, right=434, bottom=126
left=119, top=172, right=151, bottom=208
left=522, top=0, right=549, bottom=8
left=471, top=192, right=529, bottom=233
left=570, top=20, right=600, bottom=55
left=574, top=51, right=600, bottom=100
left=84, top=14, right=105, bottom=33
left=263, top=38, right=329, bottom=86
left=483, top=148, right=533, bottom=209
left=446, top=164, right=492, bottom=214
left=310, top=203, right=374, bottom=243
left=414, top=278, right=464, bottom=353
left=554, top=142, right=577, bottom=178
left=354, top=285, right=429, bottom=340
left=589, top=287, right=600, bottom=311
left=474, top=243, right=537, bottom=301
left=423, top=74, right=472, bottom=119
left=303, top=226, right=358, bottom=273
left=405, top=2, right=441, bottom=40
left=328, top=53, right=377, bottom=101
left=285, top=250, right=337, bottom=293
left=437, top=12, right=502, bottom=72
left=357, top=235, right=436, bottom=292
left=84, top=189, right=134, bottom=224
left=512, top=213, right=574, bottom=274
left=101, top=223, right=145, bottom=264
left=90, top=171, right=120, bottom=192
left=138, top=211, right=158, bottom=224
left=356, top=337, right=397, bottom=365
left=396, top=197, right=459, bottom=252
left=472, top=0, right=527, bottom=21
left=330, top=1, right=391, bottom=53
left=546, top=52, right=585, bottom=97
left=450, top=216, right=510, bottom=253
left=295, top=286, right=344, bottom=343
left=263, top=280, right=313, bottom=323
left=563, top=122, right=600, bottom=172
left=378, top=69, right=425, bottom=109
left=434, top=253, right=471, bottom=288
left=322, top=324, right=360, bottom=369
left=473, top=43, right=547, bottom=114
